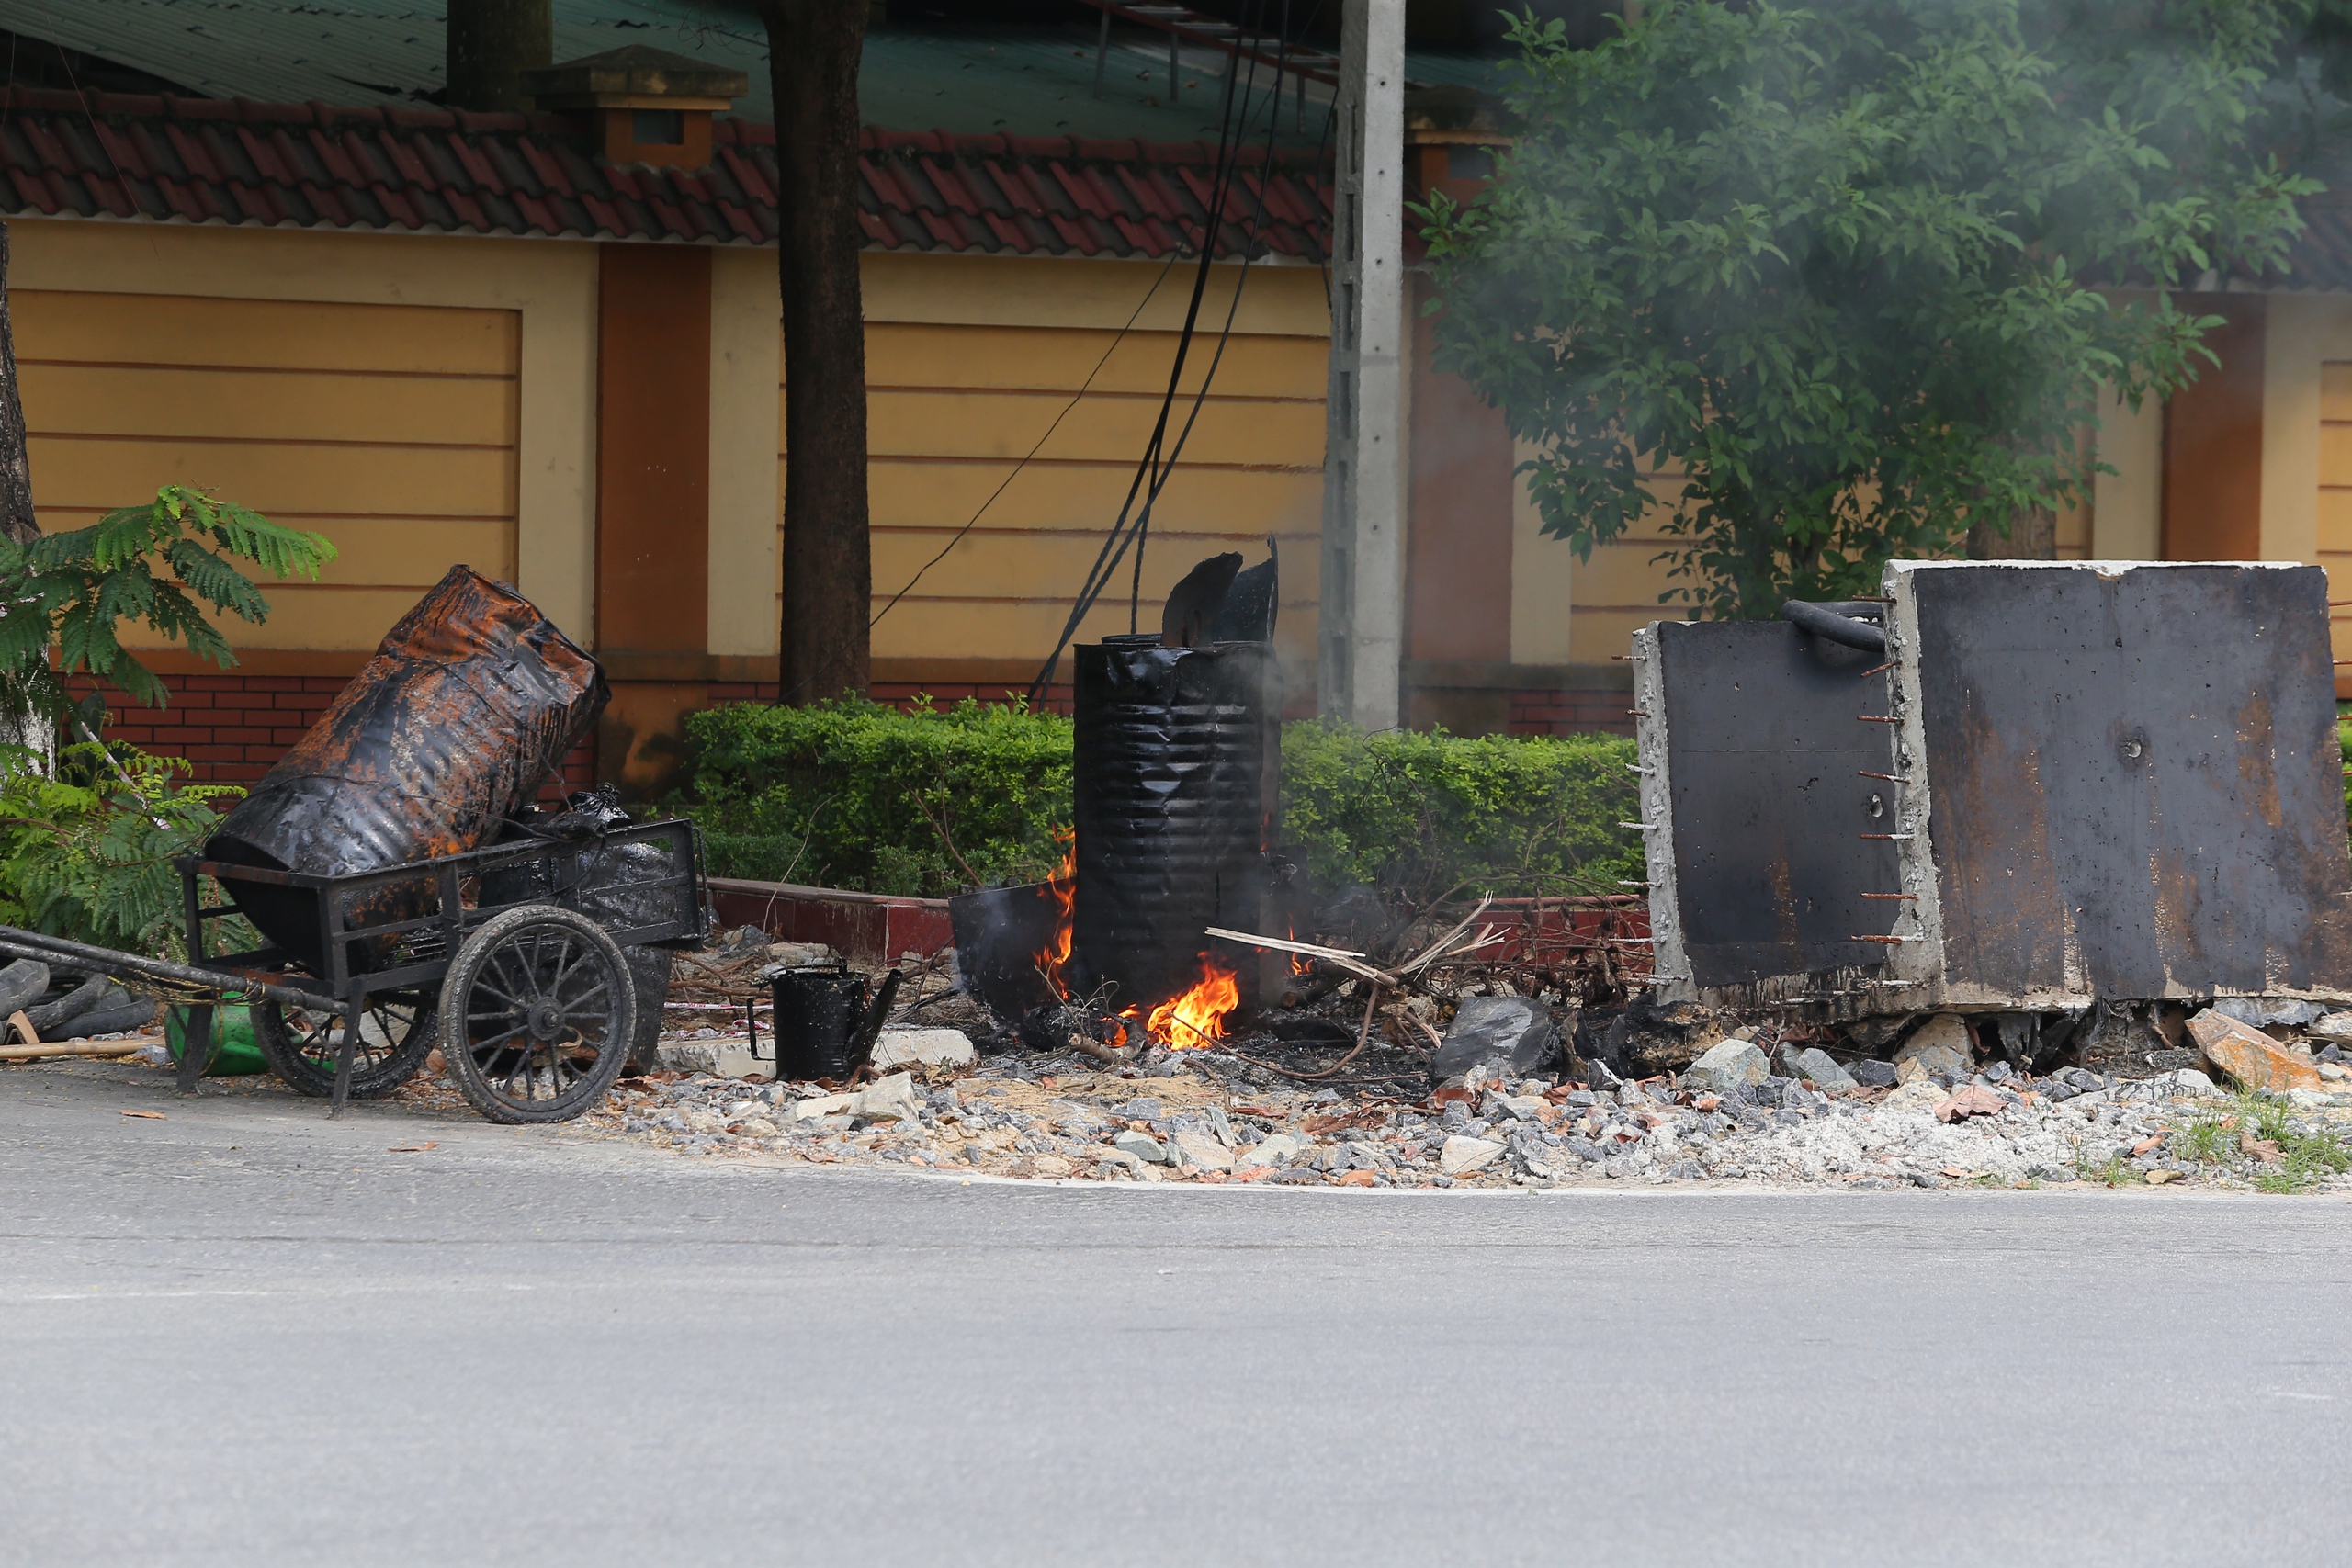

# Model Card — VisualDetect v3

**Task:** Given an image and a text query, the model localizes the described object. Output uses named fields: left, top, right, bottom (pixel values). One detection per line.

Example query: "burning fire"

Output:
left=1036, top=828, right=1076, bottom=998
left=1148, top=953, right=1240, bottom=1049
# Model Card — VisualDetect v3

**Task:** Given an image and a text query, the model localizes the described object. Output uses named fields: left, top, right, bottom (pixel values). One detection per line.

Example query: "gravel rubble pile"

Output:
left=585, top=1046, right=2352, bottom=1192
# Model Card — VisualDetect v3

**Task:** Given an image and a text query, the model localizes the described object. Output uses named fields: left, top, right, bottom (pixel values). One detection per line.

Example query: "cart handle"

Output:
left=0, top=928, right=342, bottom=1014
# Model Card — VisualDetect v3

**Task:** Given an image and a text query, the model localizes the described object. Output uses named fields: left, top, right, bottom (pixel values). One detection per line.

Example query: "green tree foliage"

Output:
left=0, top=743, right=244, bottom=952
left=0, top=486, right=332, bottom=956
left=1419, top=0, right=2319, bottom=617
left=0, top=484, right=336, bottom=725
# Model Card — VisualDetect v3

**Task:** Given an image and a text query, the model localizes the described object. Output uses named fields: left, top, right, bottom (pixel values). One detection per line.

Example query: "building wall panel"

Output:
left=790, top=254, right=1331, bottom=683
left=18, top=284, right=521, bottom=652
left=23, top=362, right=519, bottom=447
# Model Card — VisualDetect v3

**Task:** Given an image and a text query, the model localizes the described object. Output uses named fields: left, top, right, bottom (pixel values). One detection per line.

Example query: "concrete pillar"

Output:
left=1317, top=0, right=1406, bottom=729
left=595, top=243, right=712, bottom=797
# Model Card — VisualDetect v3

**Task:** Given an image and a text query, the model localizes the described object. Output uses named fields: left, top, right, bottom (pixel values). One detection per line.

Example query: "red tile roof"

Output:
left=0, top=86, right=1330, bottom=263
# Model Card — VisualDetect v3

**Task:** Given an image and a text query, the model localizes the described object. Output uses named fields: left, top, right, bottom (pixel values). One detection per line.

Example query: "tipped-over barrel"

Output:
left=206, top=566, right=608, bottom=973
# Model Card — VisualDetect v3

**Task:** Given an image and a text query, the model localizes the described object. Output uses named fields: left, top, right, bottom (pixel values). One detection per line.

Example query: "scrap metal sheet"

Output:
left=1905, top=562, right=2352, bottom=1000
left=1654, top=620, right=1900, bottom=993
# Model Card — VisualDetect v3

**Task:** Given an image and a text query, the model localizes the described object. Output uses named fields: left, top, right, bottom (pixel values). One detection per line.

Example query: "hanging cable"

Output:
left=1028, top=0, right=1303, bottom=705
left=867, top=248, right=1182, bottom=633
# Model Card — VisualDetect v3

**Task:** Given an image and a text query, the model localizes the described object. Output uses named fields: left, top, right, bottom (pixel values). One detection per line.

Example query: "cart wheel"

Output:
left=439, top=904, right=638, bottom=1124
left=252, top=991, right=439, bottom=1100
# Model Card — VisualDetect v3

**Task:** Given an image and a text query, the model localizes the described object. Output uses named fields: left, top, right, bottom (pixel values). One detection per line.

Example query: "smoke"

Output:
left=1419, top=0, right=2320, bottom=614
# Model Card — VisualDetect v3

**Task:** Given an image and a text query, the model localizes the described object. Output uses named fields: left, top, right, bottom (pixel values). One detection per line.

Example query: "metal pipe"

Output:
left=0, top=929, right=340, bottom=1013
left=1781, top=599, right=1887, bottom=652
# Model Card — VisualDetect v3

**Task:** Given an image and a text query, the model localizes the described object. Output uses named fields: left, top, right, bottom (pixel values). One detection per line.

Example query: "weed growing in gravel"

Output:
left=2087, top=1155, right=2132, bottom=1188
left=2222, top=1094, right=2352, bottom=1194
left=2173, top=1114, right=2239, bottom=1167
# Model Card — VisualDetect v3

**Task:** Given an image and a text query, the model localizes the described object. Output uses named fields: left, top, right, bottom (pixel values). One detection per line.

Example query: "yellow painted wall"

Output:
left=2256, top=293, right=2352, bottom=672
left=818, top=252, right=1330, bottom=679
left=708, top=245, right=782, bottom=659
left=18, top=288, right=519, bottom=649
left=2320, top=360, right=2352, bottom=665
left=9, top=219, right=597, bottom=649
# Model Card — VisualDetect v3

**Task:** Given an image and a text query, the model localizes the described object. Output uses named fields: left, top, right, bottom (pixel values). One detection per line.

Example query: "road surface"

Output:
left=3, top=1058, right=2345, bottom=1566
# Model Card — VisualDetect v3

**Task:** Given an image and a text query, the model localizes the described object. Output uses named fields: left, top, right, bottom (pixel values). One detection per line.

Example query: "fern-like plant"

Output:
left=0, top=484, right=335, bottom=723
left=0, top=741, right=246, bottom=953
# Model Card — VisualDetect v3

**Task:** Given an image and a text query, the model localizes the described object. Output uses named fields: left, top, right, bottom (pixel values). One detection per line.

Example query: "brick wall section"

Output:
left=707, top=681, right=1078, bottom=715
left=81, top=671, right=598, bottom=795
left=1508, top=686, right=1637, bottom=739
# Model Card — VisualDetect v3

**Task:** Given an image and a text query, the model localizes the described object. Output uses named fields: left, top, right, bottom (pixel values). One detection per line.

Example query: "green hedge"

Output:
left=1281, top=723, right=1644, bottom=902
left=680, top=698, right=1641, bottom=900
left=683, top=697, right=1074, bottom=894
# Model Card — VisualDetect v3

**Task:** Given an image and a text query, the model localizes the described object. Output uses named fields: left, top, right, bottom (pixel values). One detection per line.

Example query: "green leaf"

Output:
left=0, top=485, right=334, bottom=722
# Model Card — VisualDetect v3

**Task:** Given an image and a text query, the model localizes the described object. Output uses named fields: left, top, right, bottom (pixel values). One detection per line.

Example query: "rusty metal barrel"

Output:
left=205, top=566, right=608, bottom=973
left=1068, top=636, right=1277, bottom=1013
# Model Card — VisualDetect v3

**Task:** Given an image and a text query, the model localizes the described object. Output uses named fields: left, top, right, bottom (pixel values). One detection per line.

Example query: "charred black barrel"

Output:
left=1069, top=636, right=1276, bottom=1011
left=947, top=880, right=1066, bottom=1021
left=207, top=566, right=607, bottom=973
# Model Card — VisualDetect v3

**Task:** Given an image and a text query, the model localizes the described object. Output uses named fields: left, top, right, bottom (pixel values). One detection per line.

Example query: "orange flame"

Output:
left=1148, top=953, right=1240, bottom=1049
left=1035, top=828, right=1077, bottom=999
left=1285, top=919, right=1310, bottom=976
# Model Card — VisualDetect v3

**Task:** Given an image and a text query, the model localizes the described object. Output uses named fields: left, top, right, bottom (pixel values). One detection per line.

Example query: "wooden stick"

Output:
left=1203, top=926, right=1403, bottom=987
left=1398, top=895, right=1495, bottom=976
left=0, top=1038, right=149, bottom=1061
left=1201, top=926, right=1366, bottom=961
left=1064, top=1030, right=1133, bottom=1067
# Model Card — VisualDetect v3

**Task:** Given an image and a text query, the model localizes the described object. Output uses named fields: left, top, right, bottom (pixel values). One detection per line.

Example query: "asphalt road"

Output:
left=3, top=1058, right=2346, bottom=1568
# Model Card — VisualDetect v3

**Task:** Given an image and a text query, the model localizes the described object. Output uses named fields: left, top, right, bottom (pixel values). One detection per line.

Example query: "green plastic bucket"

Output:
left=165, top=1002, right=269, bottom=1077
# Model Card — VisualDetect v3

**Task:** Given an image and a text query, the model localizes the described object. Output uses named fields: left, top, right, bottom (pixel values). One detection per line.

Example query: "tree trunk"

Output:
left=0, top=221, right=37, bottom=548
left=763, top=1, right=872, bottom=705
left=1965, top=504, right=2056, bottom=560
left=447, top=0, right=551, bottom=113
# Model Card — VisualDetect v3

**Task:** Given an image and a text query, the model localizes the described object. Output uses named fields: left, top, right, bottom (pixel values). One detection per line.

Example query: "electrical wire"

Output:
left=866, top=247, right=1182, bottom=632
left=778, top=2, right=1319, bottom=708
left=1026, top=0, right=1301, bottom=704
left=1054, top=0, right=1324, bottom=658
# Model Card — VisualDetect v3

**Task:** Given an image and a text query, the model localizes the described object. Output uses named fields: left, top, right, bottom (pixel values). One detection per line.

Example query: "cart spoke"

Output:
left=500, top=1043, right=538, bottom=1096
left=523, top=931, right=555, bottom=1004
left=549, top=976, right=612, bottom=1013
left=514, top=941, right=550, bottom=1006
left=548, top=940, right=592, bottom=994
left=464, top=980, right=525, bottom=1011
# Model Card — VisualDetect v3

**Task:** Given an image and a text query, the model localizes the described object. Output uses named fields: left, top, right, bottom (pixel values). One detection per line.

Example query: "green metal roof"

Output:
left=0, top=0, right=1502, bottom=146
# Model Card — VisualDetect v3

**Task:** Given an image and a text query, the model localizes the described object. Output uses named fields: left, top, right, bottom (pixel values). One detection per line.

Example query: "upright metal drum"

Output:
left=1069, top=636, right=1278, bottom=1012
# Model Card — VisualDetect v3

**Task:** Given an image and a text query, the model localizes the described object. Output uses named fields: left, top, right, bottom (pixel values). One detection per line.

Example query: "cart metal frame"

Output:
left=0, top=819, right=707, bottom=1117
